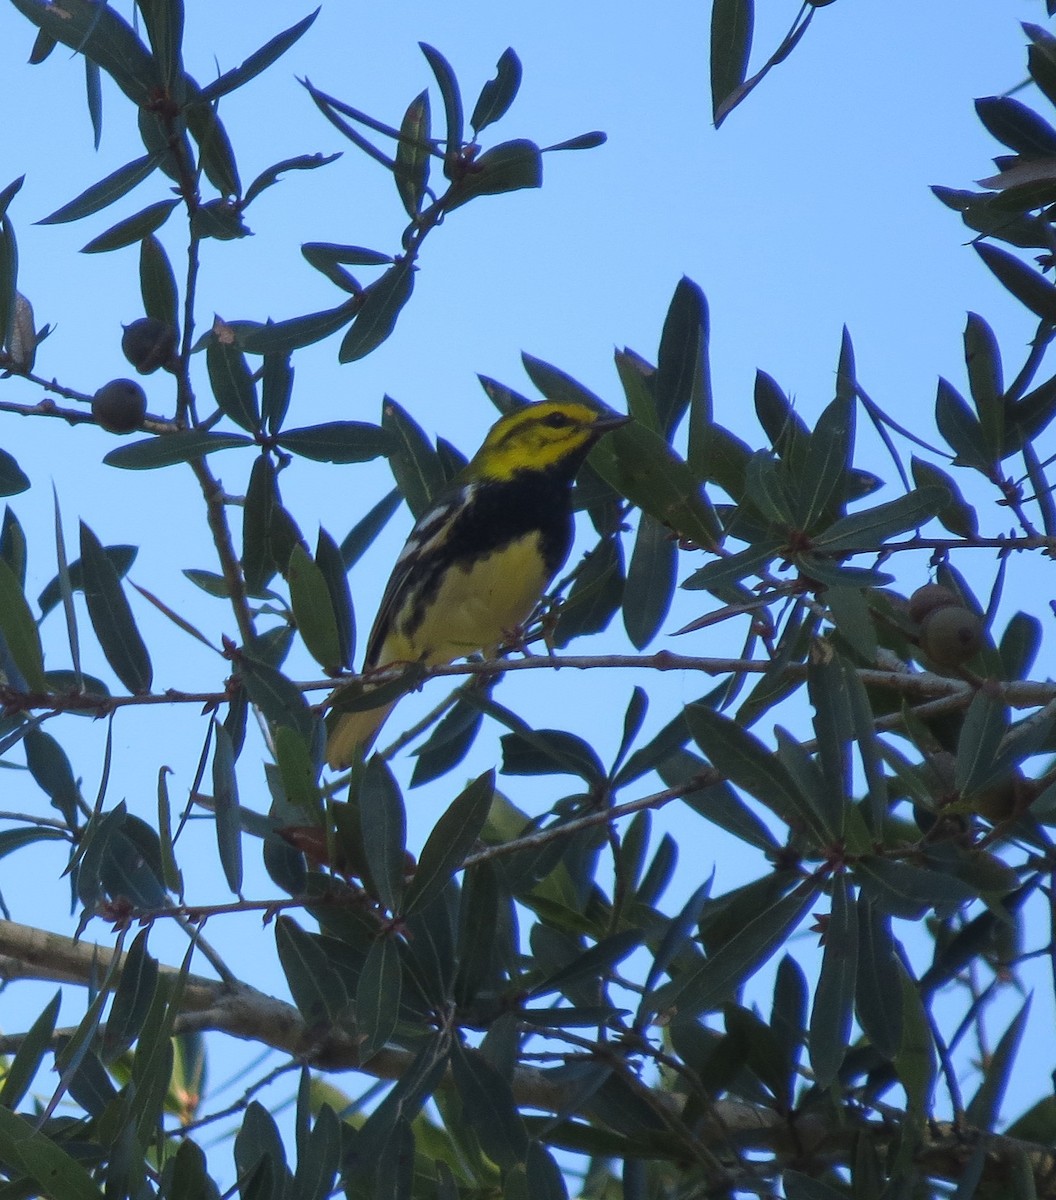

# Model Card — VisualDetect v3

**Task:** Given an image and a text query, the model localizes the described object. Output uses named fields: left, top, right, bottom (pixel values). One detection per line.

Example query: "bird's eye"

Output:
left=543, top=411, right=572, bottom=428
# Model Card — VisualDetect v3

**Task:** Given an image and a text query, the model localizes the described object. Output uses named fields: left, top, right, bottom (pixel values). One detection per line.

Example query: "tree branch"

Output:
left=0, top=919, right=1052, bottom=1192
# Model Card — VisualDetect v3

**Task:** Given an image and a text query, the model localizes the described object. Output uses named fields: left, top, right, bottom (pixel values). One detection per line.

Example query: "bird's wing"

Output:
left=362, top=482, right=472, bottom=668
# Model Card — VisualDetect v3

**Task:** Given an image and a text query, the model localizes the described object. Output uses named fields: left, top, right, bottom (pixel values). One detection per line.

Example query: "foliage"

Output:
left=0, top=2, right=1055, bottom=1199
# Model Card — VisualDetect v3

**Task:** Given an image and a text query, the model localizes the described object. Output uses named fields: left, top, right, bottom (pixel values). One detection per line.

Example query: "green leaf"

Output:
left=275, top=917, right=349, bottom=1024
left=755, top=370, right=809, bottom=468
left=0, top=990, right=60, bottom=1109
left=24, top=728, right=81, bottom=823
left=711, top=0, right=754, bottom=125
left=656, top=882, right=817, bottom=1017
left=854, top=900, right=902, bottom=1061
left=292, top=1102, right=340, bottom=1200
left=276, top=421, right=395, bottom=463
left=186, top=98, right=241, bottom=197
left=808, top=874, right=857, bottom=1088
left=975, top=241, right=1056, bottom=322
left=501, top=728, right=606, bottom=785
left=10, top=0, right=154, bottom=105
left=1006, top=375, right=1056, bottom=457
left=338, top=259, right=415, bottom=362
left=910, top=457, right=978, bottom=538
left=394, top=90, right=431, bottom=217
left=854, top=855, right=976, bottom=920
left=288, top=544, right=342, bottom=673
left=0, top=557, right=47, bottom=691
left=810, top=485, right=949, bottom=553
left=966, top=996, right=1031, bottom=1132
left=198, top=9, right=320, bottom=103
left=137, top=0, right=183, bottom=92
left=0, top=216, right=18, bottom=355
left=639, top=878, right=711, bottom=1010
left=543, top=130, right=608, bottom=152
left=78, top=523, right=152, bottom=693
left=655, top=276, right=711, bottom=445
left=0, top=1106, right=104, bottom=1200
left=447, top=138, right=542, bottom=209
left=935, top=376, right=991, bottom=470
left=420, top=42, right=464, bottom=163
left=551, top=534, right=625, bottom=647
left=805, top=658, right=853, bottom=840
left=260, top=353, right=293, bottom=437
left=315, top=528, right=355, bottom=671
left=0, top=447, right=29, bottom=498
left=360, top=756, right=407, bottom=911
left=103, top=429, right=253, bottom=469
left=244, top=151, right=341, bottom=208
left=799, top=395, right=854, bottom=531
left=301, top=242, right=394, bottom=269
left=410, top=694, right=484, bottom=787
left=81, top=199, right=179, bottom=253
left=207, top=339, right=260, bottom=432
left=589, top=421, right=719, bottom=548
left=211, top=721, right=243, bottom=895
left=37, top=154, right=160, bottom=225
left=471, top=48, right=522, bottom=133
left=139, top=233, right=179, bottom=331
left=614, top=348, right=659, bottom=433
left=0, top=176, right=24, bottom=222
left=975, top=95, right=1056, bottom=155
left=955, top=691, right=1008, bottom=797
left=382, top=397, right=446, bottom=517
left=239, top=655, right=315, bottom=742
left=964, top=311, right=1004, bottom=455
left=680, top=541, right=779, bottom=591
left=404, top=769, right=494, bottom=914
left=895, top=961, right=935, bottom=1117
left=356, top=935, right=402, bottom=1060
left=685, top=703, right=832, bottom=843
left=623, top=512, right=676, bottom=649
left=998, top=610, right=1041, bottom=680
left=682, top=777, right=781, bottom=853
left=237, top=300, right=358, bottom=356
left=190, top=198, right=249, bottom=241
left=451, top=1041, right=529, bottom=1169
left=236, top=1104, right=289, bottom=1200
left=103, top=927, right=159, bottom=1061
left=341, top=488, right=402, bottom=567
left=532, top=928, right=643, bottom=1000
left=243, top=453, right=279, bottom=594
left=769, top=956, right=806, bottom=1108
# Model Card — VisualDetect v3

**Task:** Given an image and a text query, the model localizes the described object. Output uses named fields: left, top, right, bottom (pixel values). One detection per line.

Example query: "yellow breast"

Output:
left=380, top=531, right=551, bottom=667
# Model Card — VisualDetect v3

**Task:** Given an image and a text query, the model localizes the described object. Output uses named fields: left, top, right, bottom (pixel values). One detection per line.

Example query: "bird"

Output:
left=325, top=401, right=630, bottom=768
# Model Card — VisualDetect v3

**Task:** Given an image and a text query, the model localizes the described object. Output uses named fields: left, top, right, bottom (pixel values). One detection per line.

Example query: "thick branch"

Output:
left=0, top=918, right=1053, bottom=1191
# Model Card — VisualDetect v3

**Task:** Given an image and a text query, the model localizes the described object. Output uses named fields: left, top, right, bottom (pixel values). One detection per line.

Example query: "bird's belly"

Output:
left=403, top=532, right=551, bottom=665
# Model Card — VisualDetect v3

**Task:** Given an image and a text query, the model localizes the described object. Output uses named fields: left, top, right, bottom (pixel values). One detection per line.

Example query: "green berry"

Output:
left=121, top=317, right=178, bottom=375
left=92, top=378, right=147, bottom=434
left=920, top=605, right=983, bottom=668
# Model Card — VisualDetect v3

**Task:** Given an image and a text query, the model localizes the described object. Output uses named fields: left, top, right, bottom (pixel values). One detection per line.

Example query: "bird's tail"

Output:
left=325, top=694, right=397, bottom=769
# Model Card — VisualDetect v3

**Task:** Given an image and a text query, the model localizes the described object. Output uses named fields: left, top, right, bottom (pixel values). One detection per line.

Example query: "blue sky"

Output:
left=0, top=0, right=1049, bottom=1170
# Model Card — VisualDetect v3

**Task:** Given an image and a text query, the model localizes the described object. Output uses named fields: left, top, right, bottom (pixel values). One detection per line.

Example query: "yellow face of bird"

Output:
left=465, top=402, right=625, bottom=482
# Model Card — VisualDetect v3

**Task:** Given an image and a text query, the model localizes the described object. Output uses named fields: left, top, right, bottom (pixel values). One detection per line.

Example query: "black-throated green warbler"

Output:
left=326, top=401, right=629, bottom=768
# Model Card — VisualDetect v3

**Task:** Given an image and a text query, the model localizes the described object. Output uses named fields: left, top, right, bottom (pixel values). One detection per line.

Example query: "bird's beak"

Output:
left=593, top=412, right=632, bottom=433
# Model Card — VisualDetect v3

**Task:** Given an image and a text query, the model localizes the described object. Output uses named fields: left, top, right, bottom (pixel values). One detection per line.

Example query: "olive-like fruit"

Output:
left=919, top=605, right=984, bottom=668
left=908, top=583, right=959, bottom=626
left=121, top=317, right=178, bottom=375
left=973, top=772, right=1025, bottom=824
left=92, top=378, right=147, bottom=434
